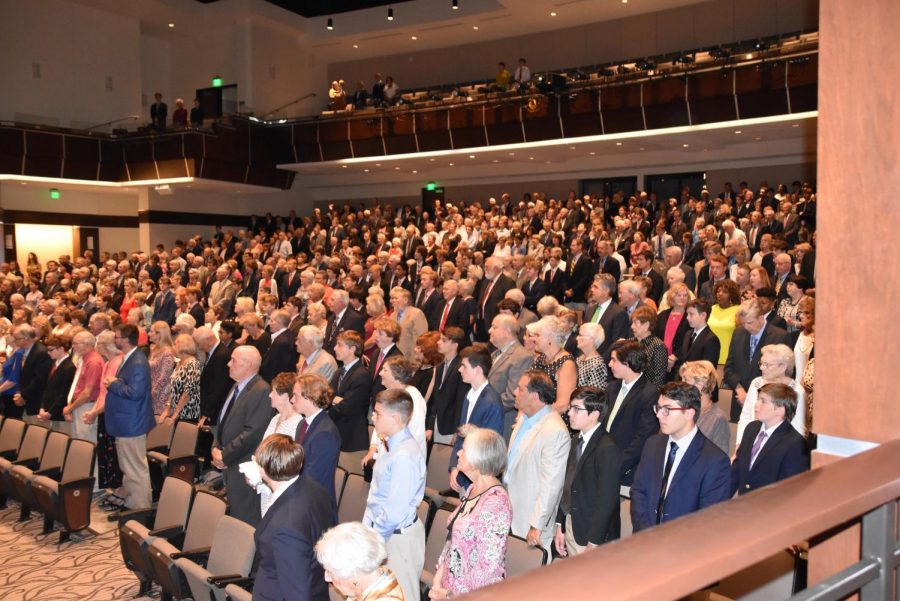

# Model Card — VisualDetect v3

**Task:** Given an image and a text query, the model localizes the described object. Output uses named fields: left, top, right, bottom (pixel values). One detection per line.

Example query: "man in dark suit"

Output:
left=328, top=332, right=372, bottom=471
left=426, top=327, right=468, bottom=442
left=212, top=346, right=273, bottom=526
left=670, top=299, right=721, bottom=379
left=543, top=248, right=567, bottom=303
left=105, top=324, right=157, bottom=509
left=185, top=287, right=206, bottom=329
left=432, top=279, right=467, bottom=334
left=449, top=345, right=504, bottom=489
left=592, top=241, right=622, bottom=286
left=414, top=268, right=442, bottom=326
left=260, top=310, right=299, bottom=383
left=323, top=289, right=366, bottom=355
left=555, top=387, right=622, bottom=557
left=630, top=382, right=731, bottom=532
left=152, top=276, right=177, bottom=326
left=724, top=299, right=789, bottom=422
left=36, top=335, right=77, bottom=432
left=150, top=92, right=167, bottom=131
left=564, top=238, right=593, bottom=307
left=251, top=435, right=335, bottom=601
left=194, top=327, right=234, bottom=426
left=292, top=374, right=341, bottom=506
left=583, top=274, right=631, bottom=360
left=369, top=318, right=403, bottom=407
left=604, top=340, right=660, bottom=487
left=475, top=257, right=514, bottom=342
left=731, top=382, right=809, bottom=496
left=280, top=259, right=302, bottom=302
left=629, top=250, right=664, bottom=305
left=520, top=259, right=548, bottom=313
left=10, top=324, right=52, bottom=421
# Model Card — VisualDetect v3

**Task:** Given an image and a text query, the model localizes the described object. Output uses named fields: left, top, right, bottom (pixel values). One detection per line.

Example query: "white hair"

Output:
left=315, top=522, right=387, bottom=580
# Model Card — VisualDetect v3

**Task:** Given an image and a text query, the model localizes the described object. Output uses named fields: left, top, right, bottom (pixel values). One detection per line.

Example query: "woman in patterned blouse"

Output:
left=430, top=427, right=512, bottom=598
left=628, top=306, right=668, bottom=388
left=163, top=334, right=202, bottom=422
left=575, top=322, right=608, bottom=390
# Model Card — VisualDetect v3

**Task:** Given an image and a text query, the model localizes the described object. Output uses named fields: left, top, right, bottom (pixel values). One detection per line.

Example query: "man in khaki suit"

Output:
left=505, top=370, right=571, bottom=551
left=488, top=314, right=534, bottom=440
left=390, top=287, right=428, bottom=360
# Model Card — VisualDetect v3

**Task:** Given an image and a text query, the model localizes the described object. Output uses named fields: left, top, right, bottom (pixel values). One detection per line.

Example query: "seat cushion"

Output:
left=149, top=537, right=179, bottom=559
left=10, top=465, right=34, bottom=480
left=31, top=475, right=59, bottom=495
left=146, top=451, right=168, bottom=464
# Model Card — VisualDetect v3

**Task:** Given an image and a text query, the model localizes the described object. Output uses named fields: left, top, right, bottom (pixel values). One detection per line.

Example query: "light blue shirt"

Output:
left=364, top=427, right=425, bottom=540
left=508, top=405, right=551, bottom=466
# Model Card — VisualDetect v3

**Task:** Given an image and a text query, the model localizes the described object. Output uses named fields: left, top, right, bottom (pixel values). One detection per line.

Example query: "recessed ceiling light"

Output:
left=411, top=35, right=417, bottom=40
left=640, top=147, right=645, bottom=151
left=327, top=18, right=333, bottom=30
left=622, top=0, right=628, bottom=3
left=364, top=168, right=370, bottom=172
left=452, top=0, right=459, bottom=9
left=792, top=123, right=800, bottom=128
left=529, top=156, right=534, bottom=160
left=168, top=23, right=175, bottom=28
left=545, top=161, right=551, bottom=164
left=682, top=143, right=689, bottom=148
left=412, top=170, right=418, bottom=174
left=341, top=165, right=347, bottom=168
left=429, top=158, right=436, bottom=162
left=550, top=12, right=557, bottom=17
left=508, top=152, right=515, bottom=156
left=473, top=26, right=479, bottom=30
left=375, top=163, right=381, bottom=167
left=448, top=162, right=454, bottom=166
left=394, top=166, right=400, bottom=170
left=734, top=130, right=742, bottom=134
left=387, top=7, right=394, bottom=21
left=569, top=146, right=576, bottom=150
left=615, top=142, right=622, bottom=146
left=469, top=154, right=475, bottom=158
left=745, top=53, right=753, bottom=59
left=353, top=44, right=359, bottom=49
left=754, top=136, right=761, bottom=140
left=589, top=151, right=596, bottom=156
left=492, top=159, right=498, bottom=163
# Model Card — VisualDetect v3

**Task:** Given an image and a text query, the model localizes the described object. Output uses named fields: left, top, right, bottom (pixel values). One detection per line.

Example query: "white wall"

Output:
left=0, top=0, right=143, bottom=129
left=14, top=224, right=76, bottom=271
left=0, top=184, right=140, bottom=215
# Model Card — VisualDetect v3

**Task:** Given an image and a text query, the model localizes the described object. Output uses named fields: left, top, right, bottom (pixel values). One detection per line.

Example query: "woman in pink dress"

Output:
left=430, top=427, right=512, bottom=599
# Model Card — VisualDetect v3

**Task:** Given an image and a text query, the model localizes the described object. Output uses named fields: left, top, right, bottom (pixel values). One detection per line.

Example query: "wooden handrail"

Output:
left=461, top=439, right=900, bottom=601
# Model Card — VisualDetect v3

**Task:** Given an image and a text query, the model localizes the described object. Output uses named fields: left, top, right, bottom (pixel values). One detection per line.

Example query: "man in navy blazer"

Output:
left=252, top=435, right=335, bottom=601
left=731, top=382, right=809, bottom=496
left=631, top=382, right=731, bottom=532
left=448, top=346, right=504, bottom=489
left=104, top=324, right=156, bottom=509
left=292, top=374, right=341, bottom=506
left=151, top=276, right=177, bottom=326
left=328, top=332, right=372, bottom=471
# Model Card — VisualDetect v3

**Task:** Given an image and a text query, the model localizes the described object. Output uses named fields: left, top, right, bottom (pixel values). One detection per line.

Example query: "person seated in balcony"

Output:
left=383, top=76, right=400, bottom=106
left=172, top=98, right=188, bottom=128
left=329, top=80, right=347, bottom=110
left=731, top=382, right=809, bottom=496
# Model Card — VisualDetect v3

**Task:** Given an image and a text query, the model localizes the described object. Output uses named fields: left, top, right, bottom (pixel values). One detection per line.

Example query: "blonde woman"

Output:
left=148, top=321, right=177, bottom=419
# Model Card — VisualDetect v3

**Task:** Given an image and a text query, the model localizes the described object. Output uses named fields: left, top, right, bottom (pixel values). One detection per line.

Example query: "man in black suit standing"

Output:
left=731, top=382, right=809, bottom=496
left=250, top=435, right=335, bottom=601
left=328, top=332, right=372, bottom=471
left=426, top=327, right=467, bottom=444
left=11, top=324, right=52, bottom=422
left=279, top=258, right=302, bottom=303
left=36, top=335, right=77, bottom=432
left=432, top=279, right=467, bottom=334
left=669, top=299, right=721, bottom=379
left=414, top=268, right=442, bottom=327
left=185, top=287, right=206, bottom=330
left=583, top=274, right=630, bottom=360
left=724, top=299, right=789, bottom=423
left=260, top=310, right=299, bottom=383
left=520, top=259, right=548, bottom=313
left=323, top=289, right=366, bottom=355
left=563, top=238, right=593, bottom=311
left=152, top=276, right=177, bottom=326
left=604, top=340, right=660, bottom=487
left=211, top=346, right=272, bottom=526
left=593, top=240, right=622, bottom=284
left=475, top=257, right=514, bottom=342
left=291, top=374, right=341, bottom=506
left=369, top=318, right=403, bottom=406
left=555, top=387, right=622, bottom=557
left=543, top=248, right=567, bottom=303
left=150, top=92, right=167, bottom=131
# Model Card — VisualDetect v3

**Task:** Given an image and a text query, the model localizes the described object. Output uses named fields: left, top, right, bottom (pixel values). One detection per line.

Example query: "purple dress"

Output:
left=436, top=484, right=512, bottom=595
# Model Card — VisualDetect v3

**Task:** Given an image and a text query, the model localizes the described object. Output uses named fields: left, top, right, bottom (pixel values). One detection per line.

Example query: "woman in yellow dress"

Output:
left=707, top=279, right=741, bottom=365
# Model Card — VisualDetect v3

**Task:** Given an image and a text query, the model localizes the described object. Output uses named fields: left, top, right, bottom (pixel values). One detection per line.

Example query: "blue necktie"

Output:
left=656, top=441, right=679, bottom=524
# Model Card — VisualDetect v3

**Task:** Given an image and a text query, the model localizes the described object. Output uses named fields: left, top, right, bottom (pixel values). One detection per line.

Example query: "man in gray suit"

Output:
left=211, top=345, right=273, bottom=526
left=488, top=314, right=536, bottom=440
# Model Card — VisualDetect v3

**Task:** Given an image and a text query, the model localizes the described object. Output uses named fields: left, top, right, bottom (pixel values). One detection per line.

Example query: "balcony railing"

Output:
left=459, top=439, right=900, bottom=601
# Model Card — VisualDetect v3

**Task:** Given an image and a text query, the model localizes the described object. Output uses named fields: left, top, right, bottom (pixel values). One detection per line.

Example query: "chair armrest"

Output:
left=12, top=457, right=40, bottom=469
left=148, top=524, right=185, bottom=540
left=170, top=546, right=211, bottom=561
left=0, top=450, right=17, bottom=460
left=34, top=466, right=62, bottom=480
left=207, top=574, right=247, bottom=588
left=117, top=507, right=156, bottom=528
left=146, top=445, right=168, bottom=454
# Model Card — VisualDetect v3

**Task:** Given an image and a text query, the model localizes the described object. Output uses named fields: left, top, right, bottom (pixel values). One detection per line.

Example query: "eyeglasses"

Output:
left=652, top=404, right=692, bottom=417
left=568, top=405, right=590, bottom=413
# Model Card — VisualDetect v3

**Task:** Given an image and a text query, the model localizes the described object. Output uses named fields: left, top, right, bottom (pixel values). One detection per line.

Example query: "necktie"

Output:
left=439, top=301, right=451, bottom=332
left=689, top=331, right=699, bottom=348
left=656, top=441, right=679, bottom=524
left=219, top=385, right=241, bottom=425
left=337, top=366, right=348, bottom=389
left=749, top=334, right=759, bottom=361
left=460, top=396, right=470, bottom=424
left=574, top=435, right=585, bottom=463
left=297, top=419, right=309, bottom=443
left=50, top=360, right=59, bottom=378
left=606, top=383, right=629, bottom=428
left=373, top=350, right=387, bottom=381
left=658, top=236, right=664, bottom=259
left=749, top=429, right=768, bottom=468
left=479, top=279, right=496, bottom=317
left=591, top=304, right=602, bottom=323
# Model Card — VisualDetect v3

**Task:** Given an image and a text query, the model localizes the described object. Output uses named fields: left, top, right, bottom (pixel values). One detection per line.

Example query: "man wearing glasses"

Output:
left=630, top=382, right=730, bottom=532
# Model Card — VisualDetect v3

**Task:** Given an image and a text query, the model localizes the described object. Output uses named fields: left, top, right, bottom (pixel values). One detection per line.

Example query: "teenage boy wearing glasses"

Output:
left=630, top=381, right=730, bottom=532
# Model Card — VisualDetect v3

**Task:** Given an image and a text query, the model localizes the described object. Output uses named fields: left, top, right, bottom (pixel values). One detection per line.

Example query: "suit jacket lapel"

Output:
left=751, top=421, right=791, bottom=471
left=509, top=412, right=546, bottom=472
left=667, top=432, right=704, bottom=494
left=575, top=428, right=603, bottom=474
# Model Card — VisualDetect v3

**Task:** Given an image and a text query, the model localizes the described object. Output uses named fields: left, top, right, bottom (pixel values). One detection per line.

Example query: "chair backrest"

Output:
left=154, top=477, right=194, bottom=528
left=505, top=534, right=547, bottom=578
left=337, top=473, right=369, bottom=524
left=425, top=443, right=453, bottom=490
left=207, top=515, right=256, bottom=577
left=146, top=420, right=175, bottom=451
left=16, top=424, right=49, bottom=463
left=182, top=490, right=227, bottom=550
left=334, top=467, right=348, bottom=506
left=0, top=419, right=26, bottom=454
left=38, top=431, right=69, bottom=471
left=61, top=439, right=95, bottom=481
left=423, top=507, right=452, bottom=578
left=168, top=422, right=199, bottom=457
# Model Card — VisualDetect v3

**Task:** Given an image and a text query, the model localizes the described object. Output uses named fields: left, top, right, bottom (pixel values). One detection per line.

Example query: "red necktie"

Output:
left=439, top=300, right=452, bottom=332
left=480, top=279, right=495, bottom=316
left=373, top=350, right=386, bottom=381
left=297, top=419, right=309, bottom=443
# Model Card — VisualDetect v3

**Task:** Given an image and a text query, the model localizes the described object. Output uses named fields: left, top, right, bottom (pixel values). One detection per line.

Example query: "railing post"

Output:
left=860, top=502, right=896, bottom=601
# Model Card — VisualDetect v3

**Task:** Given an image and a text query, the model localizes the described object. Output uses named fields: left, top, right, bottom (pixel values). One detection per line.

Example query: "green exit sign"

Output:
left=50, top=188, right=60, bottom=200
left=212, top=76, right=223, bottom=87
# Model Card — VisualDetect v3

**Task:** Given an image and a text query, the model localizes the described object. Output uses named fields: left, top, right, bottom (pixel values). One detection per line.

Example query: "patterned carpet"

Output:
left=0, top=502, right=154, bottom=601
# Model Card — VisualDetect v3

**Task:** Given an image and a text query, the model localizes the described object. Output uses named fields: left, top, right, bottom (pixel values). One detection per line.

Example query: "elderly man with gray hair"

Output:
left=488, top=313, right=534, bottom=440
left=64, top=330, right=105, bottom=444
left=295, top=324, right=337, bottom=381
left=259, top=309, right=299, bottom=383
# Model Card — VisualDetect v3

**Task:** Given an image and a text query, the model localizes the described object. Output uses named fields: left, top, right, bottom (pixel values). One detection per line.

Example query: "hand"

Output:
left=155, top=414, right=166, bottom=424
left=103, top=375, right=117, bottom=387
left=62, top=405, right=72, bottom=416
left=428, top=587, right=450, bottom=599
left=211, top=448, right=225, bottom=470
left=332, top=395, right=343, bottom=405
left=448, top=468, right=462, bottom=493
left=667, top=354, right=676, bottom=369
left=554, top=526, right=568, bottom=557
left=735, top=386, right=747, bottom=404
left=564, top=289, right=573, bottom=298
left=64, top=412, right=73, bottom=422
left=83, top=411, right=97, bottom=425
left=37, top=410, right=50, bottom=422
left=12, top=393, right=24, bottom=407
left=361, top=449, right=375, bottom=470
left=526, top=527, right=542, bottom=547
left=425, top=429, right=433, bottom=442
left=197, top=416, right=207, bottom=428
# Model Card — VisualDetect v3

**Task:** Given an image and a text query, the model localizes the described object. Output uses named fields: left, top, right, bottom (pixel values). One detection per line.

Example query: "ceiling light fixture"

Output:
left=411, top=35, right=417, bottom=40
left=353, top=44, right=359, bottom=49
left=734, top=130, right=742, bottom=134
left=168, top=23, right=174, bottom=28
left=616, top=142, right=622, bottom=146
left=327, top=17, right=333, bottom=30
left=387, top=7, right=394, bottom=20
left=452, top=0, right=459, bottom=9
left=683, top=143, right=689, bottom=147
left=550, top=11, right=557, bottom=17
left=473, top=25, right=479, bottom=30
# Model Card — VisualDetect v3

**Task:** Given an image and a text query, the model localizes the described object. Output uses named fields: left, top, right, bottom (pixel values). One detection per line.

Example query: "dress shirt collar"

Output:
left=266, top=475, right=299, bottom=512
left=669, top=425, right=699, bottom=450
left=466, top=380, right=489, bottom=403
left=579, top=421, right=603, bottom=449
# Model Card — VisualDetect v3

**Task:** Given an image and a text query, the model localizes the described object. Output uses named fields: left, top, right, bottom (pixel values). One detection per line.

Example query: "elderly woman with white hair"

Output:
left=532, top=315, right=577, bottom=413
left=316, top=522, right=404, bottom=601
left=535, top=295, right=560, bottom=318
left=306, top=301, right=328, bottom=332
left=575, top=322, right=608, bottom=389
left=736, top=343, right=806, bottom=445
